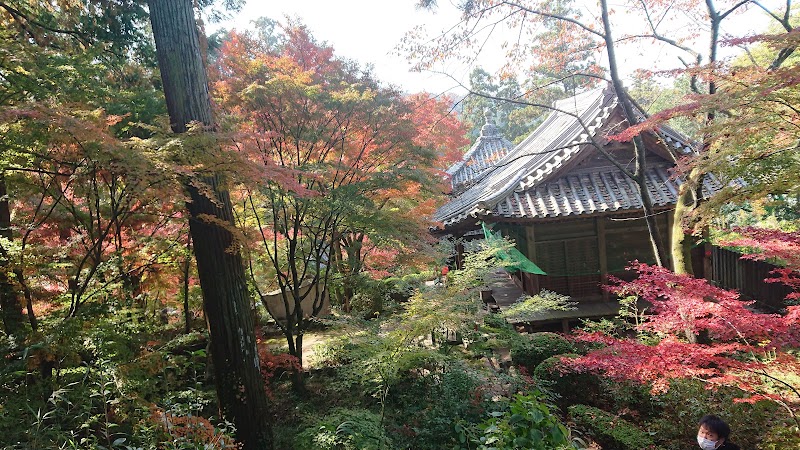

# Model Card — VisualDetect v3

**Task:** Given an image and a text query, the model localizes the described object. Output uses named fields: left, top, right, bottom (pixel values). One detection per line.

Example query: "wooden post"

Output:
left=596, top=217, right=609, bottom=301
left=524, top=224, right=540, bottom=294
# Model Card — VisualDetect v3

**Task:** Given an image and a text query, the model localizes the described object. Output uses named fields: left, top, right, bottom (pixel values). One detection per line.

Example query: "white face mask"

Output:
left=697, top=435, right=718, bottom=450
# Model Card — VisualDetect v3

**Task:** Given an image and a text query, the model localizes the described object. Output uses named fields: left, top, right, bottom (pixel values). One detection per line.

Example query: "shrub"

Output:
left=569, top=404, right=662, bottom=450
left=511, top=332, right=576, bottom=372
left=598, top=378, right=657, bottom=424
left=388, top=363, right=485, bottom=450
left=483, top=313, right=511, bottom=330
left=349, top=292, right=384, bottom=319
left=293, top=408, right=393, bottom=450
left=467, top=314, right=524, bottom=355
left=150, top=405, right=237, bottom=450
left=474, top=392, right=574, bottom=450
left=533, top=354, right=601, bottom=410
left=383, top=276, right=416, bottom=302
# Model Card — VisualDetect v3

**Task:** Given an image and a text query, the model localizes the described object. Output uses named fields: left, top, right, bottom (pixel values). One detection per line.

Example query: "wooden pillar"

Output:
left=666, top=210, right=674, bottom=271
left=525, top=224, right=540, bottom=294
left=524, top=224, right=537, bottom=261
left=596, top=217, right=609, bottom=301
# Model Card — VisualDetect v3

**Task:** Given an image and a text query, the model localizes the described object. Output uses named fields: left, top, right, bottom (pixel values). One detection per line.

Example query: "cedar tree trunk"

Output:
left=147, top=1, right=272, bottom=448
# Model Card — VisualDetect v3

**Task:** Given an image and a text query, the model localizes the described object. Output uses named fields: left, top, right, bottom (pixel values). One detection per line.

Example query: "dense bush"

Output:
left=343, top=272, right=436, bottom=318
left=472, top=392, right=574, bottom=450
left=382, top=271, right=432, bottom=302
left=0, top=310, right=223, bottom=449
left=467, top=314, right=525, bottom=355
left=598, top=378, right=658, bottom=423
left=511, top=332, right=576, bottom=372
left=349, top=291, right=385, bottom=319
left=533, top=354, right=601, bottom=410
left=569, top=404, right=662, bottom=450
left=482, top=313, right=511, bottom=330
left=388, top=363, right=486, bottom=450
left=293, top=408, right=393, bottom=450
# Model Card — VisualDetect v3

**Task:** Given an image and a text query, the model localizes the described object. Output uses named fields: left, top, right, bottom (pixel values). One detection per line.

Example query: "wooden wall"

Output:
left=497, top=213, right=670, bottom=300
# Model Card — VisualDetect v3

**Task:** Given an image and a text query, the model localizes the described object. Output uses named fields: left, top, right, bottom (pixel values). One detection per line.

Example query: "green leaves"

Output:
left=476, top=392, right=575, bottom=450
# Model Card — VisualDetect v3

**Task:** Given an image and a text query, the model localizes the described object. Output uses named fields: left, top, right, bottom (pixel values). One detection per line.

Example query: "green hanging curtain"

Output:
left=482, top=222, right=547, bottom=275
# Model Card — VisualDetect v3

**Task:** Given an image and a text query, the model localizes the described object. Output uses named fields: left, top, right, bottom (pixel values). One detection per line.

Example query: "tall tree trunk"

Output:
left=671, top=167, right=702, bottom=275
left=671, top=2, right=721, bottom=275
left=0, top=172, right=24, bottom=335
left=600, top=0, right=666, bottom=266
left=14, top=269, right=36, bottom=331
left=147, top=1, right=272, bottom=448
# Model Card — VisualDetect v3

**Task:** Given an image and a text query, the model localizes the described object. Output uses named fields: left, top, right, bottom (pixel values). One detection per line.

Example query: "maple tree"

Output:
left=587, top=1, right=797, bottom=275
left=331, top=91, right=468, bottom=302
left=564, top=260, right=800, bottom=425
left=0, top=0, right=166, bottom=334
left=0, top=107, right=185, bottom=320
left=211, top=26, right=466, bottom=383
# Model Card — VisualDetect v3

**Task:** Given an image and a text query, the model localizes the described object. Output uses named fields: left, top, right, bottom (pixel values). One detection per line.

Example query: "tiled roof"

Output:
left=447, top=109, right=514, bottom=193
left=433, top=84, right=709, bottom=228
left=490, top=165, right=722, bottom=219
left=436, top=87, right=614, bottom=226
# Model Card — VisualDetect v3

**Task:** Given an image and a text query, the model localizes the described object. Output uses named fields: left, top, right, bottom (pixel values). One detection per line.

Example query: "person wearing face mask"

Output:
left=697, top=415, right=740, bottom=450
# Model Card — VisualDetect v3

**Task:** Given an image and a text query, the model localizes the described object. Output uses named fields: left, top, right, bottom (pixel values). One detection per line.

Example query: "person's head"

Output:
left=697, top=415, right=731, bottom=450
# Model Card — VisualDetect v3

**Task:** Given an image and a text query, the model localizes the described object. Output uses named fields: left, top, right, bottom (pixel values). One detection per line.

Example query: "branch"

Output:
left=636, top=0, right=702, bottom=63
left=0, top=1, right=90, bottom=45
left=499, top=1, right=606, bottom=38
left=751, top=0, right=790, bottom=25
left=432, top=70, right=636, bottom=180
left=718, top=0, right=751, bottom=21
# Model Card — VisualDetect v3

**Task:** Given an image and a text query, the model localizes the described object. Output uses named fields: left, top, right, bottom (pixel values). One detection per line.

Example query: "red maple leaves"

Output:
left=564, top=239, right=799, bottom=403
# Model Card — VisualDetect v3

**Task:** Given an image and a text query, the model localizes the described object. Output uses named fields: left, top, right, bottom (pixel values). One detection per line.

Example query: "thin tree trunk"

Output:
left=0, top=173, right=24, bottom=335
left=147, top=1, right=272, bottom=448
left=14, top=269, right=36, bottom=331
left=600, top=0, right=666, bottom=266
left=182, top=233, right=192, bottom=334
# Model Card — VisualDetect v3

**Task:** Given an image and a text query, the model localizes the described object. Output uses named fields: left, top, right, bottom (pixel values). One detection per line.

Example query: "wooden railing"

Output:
left=710, top=246, right=793, bottom=312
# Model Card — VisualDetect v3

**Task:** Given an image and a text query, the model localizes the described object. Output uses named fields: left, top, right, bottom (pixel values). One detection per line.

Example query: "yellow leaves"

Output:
left=12, top=65, right=30, bottom=76
left=331, top=85, right=376, bottom=103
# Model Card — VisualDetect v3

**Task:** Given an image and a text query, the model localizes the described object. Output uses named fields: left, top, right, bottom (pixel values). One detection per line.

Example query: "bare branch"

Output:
left=718, top=0, right=751, bottom=21
left=499, top=1, right=606, bottom=38
left=431, top=70, right=636, bottom=180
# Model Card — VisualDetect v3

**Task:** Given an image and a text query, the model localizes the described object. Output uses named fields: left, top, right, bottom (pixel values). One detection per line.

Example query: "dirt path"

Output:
left=264, top=327, right=347, bottom=368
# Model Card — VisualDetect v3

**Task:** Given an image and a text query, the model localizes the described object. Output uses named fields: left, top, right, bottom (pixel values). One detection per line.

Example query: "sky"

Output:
left=213, top=0, right=787, bottom=95
left=214, top=0, right=465, bottom=94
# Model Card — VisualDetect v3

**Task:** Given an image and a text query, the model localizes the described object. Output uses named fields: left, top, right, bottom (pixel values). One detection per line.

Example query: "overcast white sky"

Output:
left=213, top=0, right=786, bottom=95
left=214, top=0, right=465, bottom=94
